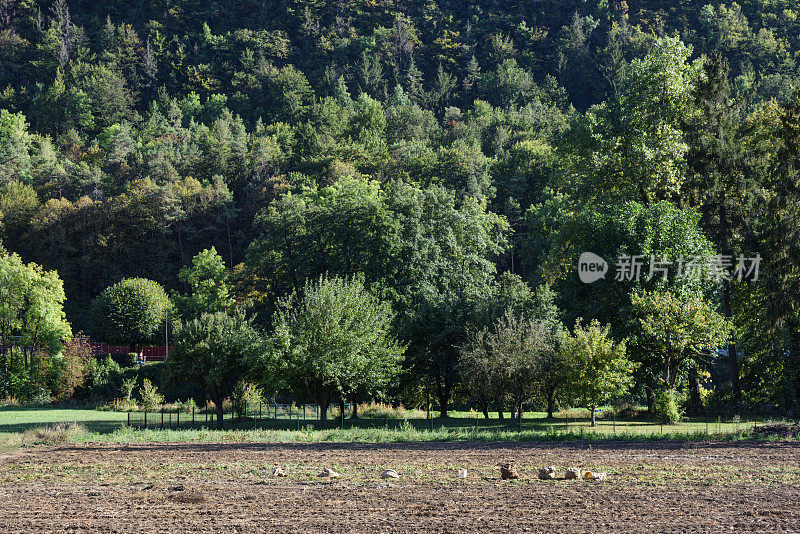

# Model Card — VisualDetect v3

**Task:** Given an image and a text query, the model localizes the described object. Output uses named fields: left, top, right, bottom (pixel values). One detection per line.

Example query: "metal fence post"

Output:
left=177, top=409, right=180, bottom=428
left=144, top=409, right=147, bottom=429
left=127, top=411, right=130, bottom=427
left=161, top=406, right=164, bottom=430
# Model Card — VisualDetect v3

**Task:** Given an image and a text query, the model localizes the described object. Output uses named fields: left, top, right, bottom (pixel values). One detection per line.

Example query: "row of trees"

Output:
left=164, top=272, right=639, bottom=429
left=73, top=242, right=729, bottom=428
left=461, top=312, right=635, bottom=426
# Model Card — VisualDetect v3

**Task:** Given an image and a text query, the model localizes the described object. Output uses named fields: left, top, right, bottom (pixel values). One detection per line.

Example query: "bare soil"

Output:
left=1, top=440, right=799, bottom=532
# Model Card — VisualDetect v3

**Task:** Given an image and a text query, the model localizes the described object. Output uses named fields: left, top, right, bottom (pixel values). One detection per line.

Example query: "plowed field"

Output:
left=1, top=440, right=798, bottom=532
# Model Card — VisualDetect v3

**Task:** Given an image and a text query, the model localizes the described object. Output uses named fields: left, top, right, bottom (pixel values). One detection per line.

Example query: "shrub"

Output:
left=358, top=402, right=425, bottom=420
left=87, top=356, right=122, bottom=389
left=20, top=337, right=93, bottom=402
left=105, top=398, right=138, bottom=411
left=180, top=397, right=198, bottom=413
left=612, top=400, right=642, bottom=419
left=655, top=388, right=685, bottom=424
left=120, top=377, right=137, bottom=402
left=9, top=369, right=51, bottom=405
left=231, top=380, right=263, bottom=419
left=108, top=352, right=139, bottom=367
left=138, top=378, right=164, bottom=409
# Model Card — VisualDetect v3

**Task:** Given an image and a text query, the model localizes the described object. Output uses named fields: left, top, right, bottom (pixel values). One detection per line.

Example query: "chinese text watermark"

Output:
left=578, top=252, right=761, bottom=284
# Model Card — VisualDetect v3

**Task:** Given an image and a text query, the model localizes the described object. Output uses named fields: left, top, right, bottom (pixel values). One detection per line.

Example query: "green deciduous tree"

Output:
left=267, top=275, right=404, bottom=421
left=175, top=247, right=235, bottom=318
left=632, top=289, right=731, bottom=392
left=90, top=278, right=172, bottom=357
left=461, top=309, right=560, bottom=423
left=562, top=319, right=636, bottom=426
left=563, top=37, right=697, bottom=203
left=168, top=310, right=265, bottom=428
left=0, top=250, right=71, bottom=396
left=0, top=110, right=34, bottom=184
left=246, top=177, right=402, bottom=307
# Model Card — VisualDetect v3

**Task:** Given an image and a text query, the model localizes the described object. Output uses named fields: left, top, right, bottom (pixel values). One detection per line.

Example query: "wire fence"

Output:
left=127, top=403, right=352, bottom=430
left=125, top=404, right=783, bottom=434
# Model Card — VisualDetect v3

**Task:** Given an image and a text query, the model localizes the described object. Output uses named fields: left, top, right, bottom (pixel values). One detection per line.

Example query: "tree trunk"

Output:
left=351, top=400, right=359, bottom=419
left=790, top=324, right=800, bottom=415
left=437, top=385, right=449, bottom=418
left=495, top=398, right=504, bottom=420
left=426, top=394, right=430, bottom=421
left=319, top=398, right=329, bottom=422
left=339, top=399, right=346, bottom=420
left=517, top=403, right=523, bottom=425
left=645, top=376, right=655, bottom=413
left=546, top=390, right=556, bottom=420
left=215, top=399, right=224, bottom=430
left=481, top=398, right=489, bottom=419
left=722, top=280, right=741, bottom=402
left=590, top=405, right=596, bottom=427
left=688, top=371, right=704, bottom=415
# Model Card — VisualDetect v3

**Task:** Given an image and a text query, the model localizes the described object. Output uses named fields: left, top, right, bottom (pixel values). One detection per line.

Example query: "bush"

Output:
left=25, top=423, right=86, bottom=445
left=120, top=377, right=137, bottom=402
left=180, top=397, right=198, bottom=413
left=8, top=369, right=51, bottom=405
left=138, top=378, right=164, bottom=409
left=86, top=356, right=122, bottom=390
left=108, top=352, right=139, bottom=367
left=105, top=398, right=138, bottom=411
left=655, top=389, right=685, bottom=424
left=612, top=400, right=642, bottom=419
left=21, top=337, right=94, bottom=402
left=231, top=380, right=263, bottom=419
left=357, top=402, right=425, bottom=420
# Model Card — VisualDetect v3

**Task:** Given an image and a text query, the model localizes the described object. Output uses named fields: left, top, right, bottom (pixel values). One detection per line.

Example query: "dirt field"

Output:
left=1, top=439, right=798, bottom=532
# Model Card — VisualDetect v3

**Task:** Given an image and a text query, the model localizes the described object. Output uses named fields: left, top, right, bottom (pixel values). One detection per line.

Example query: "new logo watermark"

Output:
left=577, top=253, right=761, bottom=283
left=578, top=252, right=609, bottom=283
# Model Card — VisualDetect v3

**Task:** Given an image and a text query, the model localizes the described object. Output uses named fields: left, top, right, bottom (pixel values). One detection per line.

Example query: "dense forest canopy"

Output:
left=1, top=0, right=799, bottom=416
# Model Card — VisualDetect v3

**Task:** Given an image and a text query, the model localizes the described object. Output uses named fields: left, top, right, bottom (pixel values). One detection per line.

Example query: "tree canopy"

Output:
left=267, top=274, right=404, bottom=420
left=90, top=278, right=172, bottom=354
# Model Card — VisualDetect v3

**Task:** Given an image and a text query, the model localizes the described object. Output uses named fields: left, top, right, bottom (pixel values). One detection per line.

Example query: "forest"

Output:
left=1, top=0, right=799, bottom=423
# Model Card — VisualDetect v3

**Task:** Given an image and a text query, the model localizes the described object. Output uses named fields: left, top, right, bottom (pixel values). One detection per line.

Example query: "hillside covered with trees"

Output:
left=1, top=0, right=800, bottom=419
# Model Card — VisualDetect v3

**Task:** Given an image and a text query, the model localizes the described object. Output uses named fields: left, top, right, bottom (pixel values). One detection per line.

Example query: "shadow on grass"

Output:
left=0, top=405, right=127, bottom=434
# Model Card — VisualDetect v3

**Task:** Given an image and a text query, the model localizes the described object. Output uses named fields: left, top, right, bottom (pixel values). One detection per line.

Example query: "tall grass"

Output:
left=0, top=422, right=87, bottom=451
left=355, top=402, right=426, bottom=420
left=63, top=423, right=770, bottom=445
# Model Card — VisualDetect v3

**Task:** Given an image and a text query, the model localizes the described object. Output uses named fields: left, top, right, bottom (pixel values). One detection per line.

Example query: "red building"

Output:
left=78, top=338, right=169, bottom=361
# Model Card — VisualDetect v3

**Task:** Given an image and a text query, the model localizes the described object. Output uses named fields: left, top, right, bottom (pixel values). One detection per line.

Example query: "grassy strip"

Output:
left=4, top=422, right=792, bottom=452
